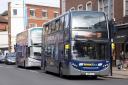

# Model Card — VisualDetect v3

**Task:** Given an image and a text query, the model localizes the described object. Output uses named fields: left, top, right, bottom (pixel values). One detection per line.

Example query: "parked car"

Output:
left=0, top=52, right=5, bottom=63
left=5, top=52, right=16, bottom=64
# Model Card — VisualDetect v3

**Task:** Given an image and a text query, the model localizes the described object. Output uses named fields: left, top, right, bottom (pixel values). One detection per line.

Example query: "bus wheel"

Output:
left=24, top=61, right=26, bottom=68
left=91, top=75, right=97, bottom=79
left=59, top=65, right=63, bottom=77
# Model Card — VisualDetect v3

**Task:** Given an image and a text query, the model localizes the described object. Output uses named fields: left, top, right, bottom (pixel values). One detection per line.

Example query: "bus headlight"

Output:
left=105, top=64, right=109, bottom=67
left=79, top=63, right=84, bottom=66
left=98, top=63, right=103, bottom=66
left=103, top=64, right=109, bottom=68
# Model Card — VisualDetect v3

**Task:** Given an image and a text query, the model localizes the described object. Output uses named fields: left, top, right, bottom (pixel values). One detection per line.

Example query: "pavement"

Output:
left=106, top=67, right=128, bottom=79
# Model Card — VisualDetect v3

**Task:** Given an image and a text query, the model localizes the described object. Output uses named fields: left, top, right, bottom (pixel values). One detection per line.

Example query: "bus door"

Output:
left=58, top=43, right=64, bottom=61
left=26, top=46, right=30, bottom=58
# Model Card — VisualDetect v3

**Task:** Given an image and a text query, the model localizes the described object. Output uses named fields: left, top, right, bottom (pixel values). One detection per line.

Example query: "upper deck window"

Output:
left=72, top=11, right=107, bottom=31
left=71, top=11, right=108, bottom=39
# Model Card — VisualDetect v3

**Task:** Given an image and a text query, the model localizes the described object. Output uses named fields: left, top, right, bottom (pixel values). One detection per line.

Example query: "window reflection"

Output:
left=72, top=40, right=109, bottom=60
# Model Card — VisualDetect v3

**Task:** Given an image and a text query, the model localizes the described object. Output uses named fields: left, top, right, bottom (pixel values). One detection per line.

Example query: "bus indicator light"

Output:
left=84, top=64, right=92, bottom=66
left=65, top=44, right=70, bottom=49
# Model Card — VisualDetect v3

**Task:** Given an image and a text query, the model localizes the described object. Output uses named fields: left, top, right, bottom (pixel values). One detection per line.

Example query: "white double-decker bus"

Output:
left=16, top=27, right=43, bottom=68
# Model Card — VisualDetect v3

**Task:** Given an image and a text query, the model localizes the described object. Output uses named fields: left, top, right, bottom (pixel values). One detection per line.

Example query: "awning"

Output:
left=114, top=36, right=126, bottom=43
left=114, top=29, right=128, bottom=43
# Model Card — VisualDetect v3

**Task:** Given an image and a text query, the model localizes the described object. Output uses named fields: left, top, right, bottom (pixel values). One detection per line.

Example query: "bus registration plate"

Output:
left=85, top=73, right=95, bottom=75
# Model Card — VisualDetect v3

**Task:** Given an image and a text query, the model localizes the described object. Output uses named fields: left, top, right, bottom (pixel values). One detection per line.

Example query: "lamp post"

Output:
left=23, top=0, right=28, bottom=30
left=8, top=2, right=11, bottom=52
left=108, top=0, right=112, bottom=20
left=108, top=0, right=113, bottom=76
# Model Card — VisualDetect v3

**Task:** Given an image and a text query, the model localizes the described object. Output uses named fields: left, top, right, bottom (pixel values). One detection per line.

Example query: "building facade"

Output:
left=8, top=1, right=26, bottom=52
left=60, top=0, right=128, bottom=66
left=60, top=0, right=113, bottom=20
left=0, top=14, right=8, bottom=52
left=113, top=0, right=128, bottom=66
left=27, top=4, right=59, bottom=28
left=8, top=1, right=60, bottom=52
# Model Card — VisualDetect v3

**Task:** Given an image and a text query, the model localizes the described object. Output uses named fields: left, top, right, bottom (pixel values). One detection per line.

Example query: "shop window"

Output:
left=60, top=16, right=65, bottom=30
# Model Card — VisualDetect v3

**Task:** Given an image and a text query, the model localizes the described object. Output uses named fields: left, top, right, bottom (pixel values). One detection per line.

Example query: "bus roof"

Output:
left=43, top=10, right=105, bottom=26
left=16, top=27, right=43, bottom=37
left=28, top=27, right=43, bottom=31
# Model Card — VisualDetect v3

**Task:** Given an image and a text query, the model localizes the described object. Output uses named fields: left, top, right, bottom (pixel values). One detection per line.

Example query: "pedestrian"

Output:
left=118, top=51, right=126, bottom=70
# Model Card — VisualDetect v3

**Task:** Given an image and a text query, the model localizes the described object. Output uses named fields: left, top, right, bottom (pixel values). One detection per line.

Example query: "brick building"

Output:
left=113, top=0, right=128, bottom=66
left=60, top=0, right=113, bottom=19
left=60, top=0, right=128, bottom=66
left=27, top=4, right=59, bottom=28
left=60, top=0, right=98, bottom=13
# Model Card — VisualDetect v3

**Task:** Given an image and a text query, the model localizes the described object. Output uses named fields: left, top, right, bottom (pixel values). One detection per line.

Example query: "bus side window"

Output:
left=65, top=14, right=69, bottom=29
left=47, top=46, right=51, bottom=56
left=60, top=16, right=65, bottom=30
left=17, top=52, right=22, bottom=58
left=64, top=15, right=70, bottom=41
left=55, top=45, right=58, bottom=60
left=48, top=24, right=52, bottom=34
left=51, top=21, right=55, bottom=32
left=51, top=45, right=54, bottom=58
left=64, top=29, right=70, bottom=42
left=55, top=19, right=60, bottom=31
left=45, top=25, right=49, bottom=34
left=58, top=43, right=64, bottom=60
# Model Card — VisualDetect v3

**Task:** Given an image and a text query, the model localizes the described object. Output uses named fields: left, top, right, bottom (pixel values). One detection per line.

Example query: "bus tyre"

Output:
left=59, top=65, right=63, bottom=77
left=24, top=61, right=26, bottom=68
left=92, top=75, right=97, bottom=79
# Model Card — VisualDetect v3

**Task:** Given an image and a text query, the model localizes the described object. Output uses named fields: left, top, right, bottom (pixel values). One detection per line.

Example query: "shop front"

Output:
left=113, top=24, right=128, bottom=67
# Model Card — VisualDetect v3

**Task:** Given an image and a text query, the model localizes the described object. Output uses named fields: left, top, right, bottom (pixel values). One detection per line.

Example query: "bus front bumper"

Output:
left=27, top=58, right=41, bottom=67
left=62, top=63, right=110, bottom=76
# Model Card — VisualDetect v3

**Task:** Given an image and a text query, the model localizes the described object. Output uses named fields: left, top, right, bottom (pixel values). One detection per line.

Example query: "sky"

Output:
left=0, top=0, right=60, bottom=13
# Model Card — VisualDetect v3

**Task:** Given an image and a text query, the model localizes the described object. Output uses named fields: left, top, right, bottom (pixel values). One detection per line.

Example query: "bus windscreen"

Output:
left=72, top=40, right=109, bottom=60
left=72, top=11, right=108, bottom=40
